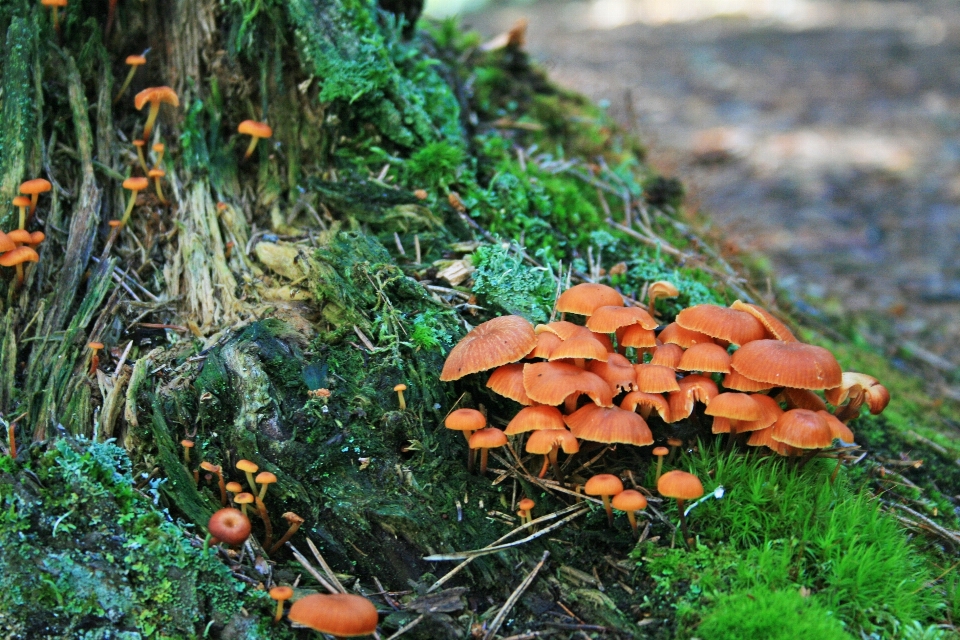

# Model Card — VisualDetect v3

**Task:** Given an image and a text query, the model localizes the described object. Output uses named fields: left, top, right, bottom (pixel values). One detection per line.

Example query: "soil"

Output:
left=466, top=0, right=960, bottom=382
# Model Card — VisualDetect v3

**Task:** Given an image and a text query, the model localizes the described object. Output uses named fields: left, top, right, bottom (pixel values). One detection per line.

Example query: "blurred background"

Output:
left=429, top=0, right=960, bottom=394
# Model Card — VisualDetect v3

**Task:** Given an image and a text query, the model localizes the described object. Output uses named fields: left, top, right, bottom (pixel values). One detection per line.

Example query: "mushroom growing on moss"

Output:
left=41, top=0, right=67, bottom=34
left=88, top=341, right=104, bottom=376
left=585, top=473, right=624, bottom=527
left=468, top=427, right=507, bottom=474
left=269, top=586, right=293, bottom=623
left=393, top=383, right=407, bottom=410
left=658, top=469, right=704, bottom=547
left=206, top=508, right=252, bottom=550
left=269, top=511, right=305, bottom=554
left=611, top=489, right=648, bottom=533
left=148, top=168, right=167, bottom=204
left=237, top=120, right=273, bottom=160
left=236, top=459, right=259, bottom=493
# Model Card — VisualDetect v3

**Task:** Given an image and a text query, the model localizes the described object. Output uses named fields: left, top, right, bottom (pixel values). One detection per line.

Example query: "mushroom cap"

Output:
left=153, top=142, right=165, bottom=153
left=730, top=394, right=783, bottom=433
left=208, top=508, right=252, bottom=546
left=652, top=446, right=670, bottom=456
left=730, top=300, right=797, bottom=342
left=468, top=427, right=508, bottom=450
left=225, top=481, right=243, bottom=493
left=282, top=511, right=305, bottom=525
left=746, top=426, right=797, bottom=456
left=28, top=231, right=45, bottom=245
left=711, top=416, right=732, bottom=434
left=236, top=459, right=259, bottom=473
left=288, top=593, right=379, bottom=637
left=522, top=361, right=613, bottom=407
left=825, top=372, right=890, bottom=415
left=611, top=489, right=648, bottom=512
left=564, top=404, right=653, bottom=446
left=41, top=0, right=67, bottom=6
left=238, top=119, right=273, bottom=138
left=586, top=353, right=637, bottom=393
left=505, top=405, right=566, bottom=435
left=648, top=280, right=680, bottom=300
left=125, top=54, right=147, bottom=66
left=132, top=140, right=146, bottom=148
left=88, top=341, right=104, bottom=350
left=584, top=473, right=624, bottom=497
left=487, top=364, right=533, bottom=405
left=19, top=178, right=52, bottom=195
left=547, top=332, right=610, bottom=362
left=255, top=471, right=277, bottom=485
left=122, top=177, right=150, bottom=191
left=780, top=387, right=828, bottom=412
left=620, top=390, right=671, bottom=422
left=134, top=86, right=180, bottom=110
left=180, top=439, right=194, bottom=448
left=705, top=393, right=763, bottom=421
left=677, top=342, right=732, bottom=374
left=666, top=374, right=719, bottom=423
left=770, top=408, right=834, bottom=449
left=556, top=283, right=624, bottom=315
left=518, top=498, right=535, bottom=511
left=199, top=461, right=221, bottom=473
left=535, top=321, right=585, bottom=341
left=12, top=196, right=31, bottom=207
left=148, top=168, right=165, bottom=178
left=657, top=470, right=704, bottom=500
left=445, top=408, right=486, bottom=432
left=617, top=324, right=658, bottom=349
left=731, top=340, right=842, bottom=390
left=441, top=315, right=537, bottom=381
left=721, top=369, right=774, bottom=392
left=586, top=305, right=658, bottom=333
left=0, top=233, right=15, bottom=255
left=527, top=331, right=562, bottom=359
left=818, top=410, right=855, bottom=443
left=0, top=246, right=38, bottom=267
left=658, top=322, right=715, bottom=348
left=525, top=428, right=579, bottom=455
left=649, top=343, right=684, bottom=369
left=7, top=230, right=31, bottom=245
left=269, top=586, right=294, bottom=602
left=634, top=364, right=681, bottom=394
left=234, top=492, right=254, bottom=504
left=676, top=304, right=766, bottom=346
left=392, top=383, right=407, bottom=392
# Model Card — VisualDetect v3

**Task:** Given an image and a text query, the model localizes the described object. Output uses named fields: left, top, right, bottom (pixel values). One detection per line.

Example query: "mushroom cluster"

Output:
left=439, top=282, right=890, bottom=537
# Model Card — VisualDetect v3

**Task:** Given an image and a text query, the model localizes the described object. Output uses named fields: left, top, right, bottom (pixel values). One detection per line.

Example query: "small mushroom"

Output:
left=584, top=473, right=624, bottom=527
left=152, top=142, right=165, bottom=166
left=132, top=140, right=149, bottom=173
left=658, top=470, right=704, bottom=547
left=115, top=54, right=148, bottom=104
left=468, top=427, right=507, bottom=475
left=518, top=498, right=535, bottom=525
left=19, top=178, right=52, bottom=221
left=120, top=177, right=149, bottom=227
left=288, top=593, right=380, bottom=638
left=41, top=0, right=67, bottom=34
left=234, top=492, right=254, bottom=517
left=206, top=507, right=251, bottom=550
left=134, top=86, right=179, bottom=143
left=201, top=461, right=227, bottom=506
left=393, top=383, right=407, bottom=410
left=269, top=511, right=305, bottom=555
left=180, top=439, right=194, bottom=464
left=225, top=481, right=243, bottom=503
left=12, top=197, right=31, bottom=231
left=269, top=586, right=294, bottom=624
left=0, top=246, right=39, bottom=288
left=611, top=489, right=648, bottom=534
left=236, top=459, right=259, bottom=493
left=652, top=446, right=669, bottom=481
left=148, top=168, right=167, bottom=204
left=237, top=120, right=273, bottom=160
left=88, top=341, right=104, bottom=376
left=255, top=471, right=277, bottom=502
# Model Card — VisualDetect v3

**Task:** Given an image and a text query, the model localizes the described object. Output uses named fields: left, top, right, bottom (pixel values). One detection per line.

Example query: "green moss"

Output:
left=695, top=587, right=853, bottom=640
left=471, top=243, right=556, bottom=323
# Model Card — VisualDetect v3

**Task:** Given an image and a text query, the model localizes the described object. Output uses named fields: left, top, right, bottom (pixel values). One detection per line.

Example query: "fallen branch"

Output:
left=483, top=550, right=550, bottom=640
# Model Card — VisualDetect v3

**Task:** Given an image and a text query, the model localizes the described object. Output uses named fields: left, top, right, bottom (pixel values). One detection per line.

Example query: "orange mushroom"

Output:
left=468, top=427, right=507, bottom=474
left=269, top=586, right=294, bottom=623
left=132, top=140, right=149, bottom=173
left=236, top=459, right=259, bottom=493
left=584, top=473, right=624, bottom=526
left=115, top=54, right=148, bottom=104
left=647, top=280, right=679, bottom=316
left=487, top=363, right=534, bottom=405
left=441, top=315, right=536, bottom=381
left=611, top=489, right=648, bottom=533
left=120, top=177, right=149, bottom=226
left=88, top=341, right=104, bottom=376
left=12, top=197, right=30, bottom=231
left=19, top=178, right=52, bottom=220
left=676, top=304, right=766, bottom=346
left=556, top=283, right=624, bottom=317
left=206, top=507, right=252, bottom=550
left=269, top=511, right=305, bottom=555
left=152, top=142, right=165, bottom=166
left=287, top=593, right=379, bottom=638
left=730, top=340, right=842, bottom=391
left=134, top=86, right=179, bottom=142
left=148, top=168, right=167, bottom=204
left=201, top=461, right=227, bottom=506
left=658, top=470, right=704, bottom=546
left=564, top=404, right=653, bottom=447
left=393, top=383, right=407, bottom=410
left=525, top=428, right=579, bottom=482
left=237, top=120, right=273, bottom=160
left=0, top=246, right=39, bottom=287
left=41, top=0, right=67, bottom=34
left=518, top=498, right=535, bottom=524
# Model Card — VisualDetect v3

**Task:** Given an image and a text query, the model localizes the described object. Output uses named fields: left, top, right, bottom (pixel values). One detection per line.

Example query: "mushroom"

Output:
left=0, top=246, right=39, bottom=288
left=468, top=427, right=507, bottom=474
left=441, top=315, right=536, bottom=381
left=206, top=507, right=251, bottom=550
left=730, top=340, right=842, bottom=391
left=770, top=408, right=835, bottom=464
left=564, top=404, right=653, bottom=447
left=88, top=341, right=104, bottom=376
left=584, top=473, right=624, bottom=527
left=647, top=280, right=679, bottom=317
left=255, top=471, right=277, bottom=502
left=19, top=178, right=52, bottom=220
left=120, top=177, right=149, bottom=227
left=487, top=363, right=534, bottom=405
left=522, top=361, right=613, bottom=408
left=114, top=54, right=147, bottom=104
left=180, top=439, right=194, bottom=464
left=288, top=593, right=380, bottom=638
left=226, top=481, right=243, bottom=503
left=517, top=498, right=535, bottom=524
left=504, top=405, right=566, bottom=436
left=269, top=511, right=305, bottom=554
left=677, top=342, right=732, bottom=374
left=201, top=461, right=227, bottom=506
left=236, top=459, right=259, bottom=493
left=556, top=283, right=624, bottom=318
left=152, top=142, right=165, bottom=166
left=148, top=168, right=167, bottom=204
left=269, top=586, right=294, bottom=624
left=620, top=391, right=671, bottom=423
left=652, top=446, right=669, bottom=481
left=393, top=383, right=407, bottom=410
left=676, top=303, right=766, bottom=347
left=41, top=0, right=67, bottom=34
left=445, top=408, right=486, bottom=471
left=237, top=120, right=273, bottom=160
left=134, top=86, right=179, bottom=142
left=611, top=489, right=648, bottom=533
left=730, top=300, right=797, bottom=342
left=658, top=322, right=714, bottom=349
left=666, top=374, right=719, bottom=423
left=586, top=353, right=637, bottom=393
left=234, top=492, right=254, bottom=517
left=657, top=470, right=704, bottom=546
left=633, top=364, right=681, bottom=394
left=525, top=428, right=579, bottom=482
left=650, top=343, right=684, bottom=369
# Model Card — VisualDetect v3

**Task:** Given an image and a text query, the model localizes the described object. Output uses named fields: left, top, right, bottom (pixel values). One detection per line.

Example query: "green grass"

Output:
left=636, top=443, right=943, bottom=637
left=695, top=587, right=853, bottom=640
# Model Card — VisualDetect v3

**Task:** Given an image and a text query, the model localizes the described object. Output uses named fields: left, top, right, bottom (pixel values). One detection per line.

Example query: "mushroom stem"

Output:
left=215, top=471, right=227, bottom=506
left=537, top=455, right=549, bottom=478
left=134, top=144, right=148, bottom=174
left=676, top=499, right=692, bottom=547
left=601, top=495, right=614, bottom=527
left=7, top=422, right=15, bottom=459
left=547, top=448, right=566, bottom=486
left=141, top=102, right=161, bottom=143
left=479, top=448, right=490, bottom=474
left=243, top=135, right=261, bottom=160
left=256, top=496, right=274, bottom=550
left=15, top=264, right=23, bottom=289
left=243, top=470, right=257, bottom=494
left=51, top=6, right=60, bottom=34
left=17, top=203, right=26, bottom=230
left=153, top=174, right=167, bottom=204
left=396, top=388, right=406, bottom=410
left=626, top=510, right=638, bottom=533
left=655, top=456, right=664, bottom=482
left=269, top=520, right=303, bottom=555
left=121, top=190, right=139, bottom=226
left=28, top=194, right=39, bottom=217
left=114, top=66, right=139, bottom=104
left=273, top=599, right=284, bottom=624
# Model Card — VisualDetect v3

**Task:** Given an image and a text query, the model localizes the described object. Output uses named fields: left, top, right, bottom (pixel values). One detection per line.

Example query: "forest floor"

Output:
left=467, top=0, right=960, bottom=393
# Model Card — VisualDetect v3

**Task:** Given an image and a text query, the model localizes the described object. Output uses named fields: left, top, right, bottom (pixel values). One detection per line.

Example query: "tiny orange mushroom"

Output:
left=115, top=54, right=148, bottom=104
left=88, top=341, right=104, bottom=376
left=19, top=179, right=52, bottom=220
left=12, top=197, right=31, bottom=231
left=41, top=0, right=67, bottom=34
left=134, top=86, right=179, bottom=142
left=237, top=120, right=273, bottom=160
left=120, top=177, right=150, bottom=226
left=0, top=246, right=39, bottom=287
left=148, top=168, right=167, bottom=204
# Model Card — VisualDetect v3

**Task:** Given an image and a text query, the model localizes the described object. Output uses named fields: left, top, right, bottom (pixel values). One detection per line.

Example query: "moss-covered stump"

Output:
left=0, top=0, right=957, bottom=637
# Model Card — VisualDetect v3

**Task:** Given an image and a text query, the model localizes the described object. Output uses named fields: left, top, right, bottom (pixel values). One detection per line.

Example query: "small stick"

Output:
left=483, top=551, right=550, bottom=640
left=307, top=537, right=347, bottom=593
left=288, top=543, right=339, bottom=594
left=414, top=235, right=421, bottom=263
left=384, top=614, right=425, bottom=640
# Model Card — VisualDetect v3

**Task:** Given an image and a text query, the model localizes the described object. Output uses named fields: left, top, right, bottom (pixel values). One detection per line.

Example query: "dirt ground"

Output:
left=466, top=0, right=960, bottom=388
